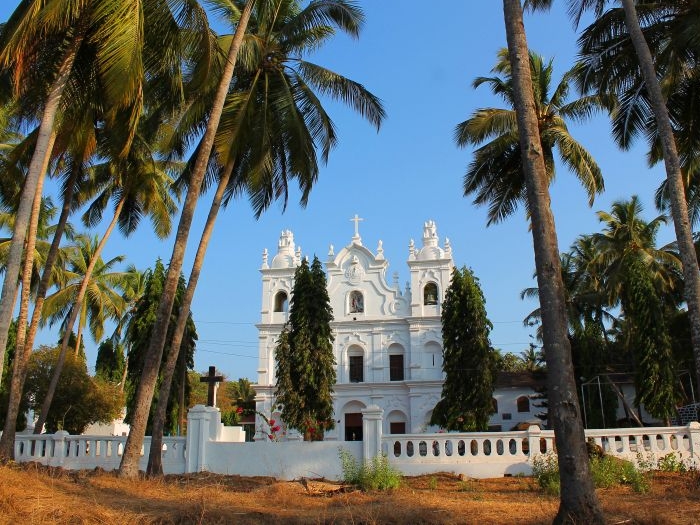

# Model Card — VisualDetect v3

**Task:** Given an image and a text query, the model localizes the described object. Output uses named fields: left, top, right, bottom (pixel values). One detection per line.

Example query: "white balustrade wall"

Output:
left=11, top=404, right=700, bottom=480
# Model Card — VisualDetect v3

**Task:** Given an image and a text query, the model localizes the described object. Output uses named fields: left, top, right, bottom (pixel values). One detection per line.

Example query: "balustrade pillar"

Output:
left=362, top=405, right=384, bottom=462
left=526, top=425, right=541, bottom=460
left=49, top=431, right=69, bottom=467
left=689, top=422, right=700, bottom=457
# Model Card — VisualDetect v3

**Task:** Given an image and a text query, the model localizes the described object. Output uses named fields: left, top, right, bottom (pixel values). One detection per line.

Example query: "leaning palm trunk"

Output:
left=0, top=170, right=49, bottom=455
left=620, top=0, right=700, bottom=392
left=0, top=37, right=82, bottom=382
left=119, top=0, right=255, bottom=479
left=502, top=1, right=603, bottom=523
left=33, top=197, right=125, bottom=434
left=147, top=159, right=234, bottom=476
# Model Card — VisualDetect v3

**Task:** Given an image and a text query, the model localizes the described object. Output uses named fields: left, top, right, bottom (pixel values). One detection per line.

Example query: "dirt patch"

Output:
left=0, top=463, right=698, bottom=524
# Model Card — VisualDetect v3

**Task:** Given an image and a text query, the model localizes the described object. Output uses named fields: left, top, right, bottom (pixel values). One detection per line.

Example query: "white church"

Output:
left=253, top=218, right=541, bottom=441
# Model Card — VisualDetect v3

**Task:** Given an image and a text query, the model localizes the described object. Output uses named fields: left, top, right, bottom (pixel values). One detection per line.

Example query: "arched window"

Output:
left=492, top=398, right=499, bottom=413
left=349, top=290, right=364, bottom=313
left=273, top=291, right=288, bottom=312
left=517, top=396, right=530, bottom=413
left=423, top=282, right=438, bottom=305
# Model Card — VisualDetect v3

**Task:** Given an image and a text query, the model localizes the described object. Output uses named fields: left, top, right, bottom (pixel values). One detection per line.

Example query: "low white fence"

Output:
left=14, top=431, right=187, bottom=474
left=12, top=405, right=700, bottom=480
left=383, top=424, right=700, bottom=478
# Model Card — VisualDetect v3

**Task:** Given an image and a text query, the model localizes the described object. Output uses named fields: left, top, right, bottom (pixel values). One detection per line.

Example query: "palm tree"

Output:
left=32, top=125, right=179, bottom=435
left=0, top=0, right=210, bottom=413
left=41, top=235, right=129, bottom=355
left=32, top=234, right=130, bottom=433
left=593, top=196, right=681, bottom=306
left=592, top=196, right=681, bottom=424
left=0, top=106, right=103, bottom=459
left=118, top=0, right=257, bottom=479
left=572, top=0, right=700, bottom=405
left=456, top=49, right=606, bottom=225
left=145, top=0, right=384, bottom=476
left=500, top=1, right=604, bottom=521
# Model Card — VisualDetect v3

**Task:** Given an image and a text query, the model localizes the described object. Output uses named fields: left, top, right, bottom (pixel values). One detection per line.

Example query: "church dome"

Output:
left=270, top=230, right=298, bottom=269
left=415, top=220, right=445, bottom=261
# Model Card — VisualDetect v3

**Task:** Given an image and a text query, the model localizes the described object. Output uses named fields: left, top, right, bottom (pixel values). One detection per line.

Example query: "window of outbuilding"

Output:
left=517, top=396, right=530, bottom=413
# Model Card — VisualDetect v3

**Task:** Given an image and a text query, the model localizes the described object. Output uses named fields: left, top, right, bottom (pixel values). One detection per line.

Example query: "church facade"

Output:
left=254, top=219, right=539, bottom=440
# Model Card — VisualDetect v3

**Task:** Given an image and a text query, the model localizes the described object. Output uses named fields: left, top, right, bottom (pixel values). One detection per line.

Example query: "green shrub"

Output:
left=590, top=456, right=649, bottom=493
left=532, top=452, right=649, bottom=495
left=531, top=453, right=560, bottom=496
left=657, top=452, right=688, bottom=473
left=339, top=449, right=402, bottom=491
left=428, top=476, right=438, bottom=490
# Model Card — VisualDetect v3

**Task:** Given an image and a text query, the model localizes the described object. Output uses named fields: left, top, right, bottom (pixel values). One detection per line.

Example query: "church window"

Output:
left=273, top=291, right=288, bottom=312
left=349, top=355, right=364, bottom=383
left=349, top=290, right=364, bottom=313
left=423, top=282, right=438, bottom=305
left=389, top=354, right=404, bottom=381
left=517, top=396, right=530, bottom=413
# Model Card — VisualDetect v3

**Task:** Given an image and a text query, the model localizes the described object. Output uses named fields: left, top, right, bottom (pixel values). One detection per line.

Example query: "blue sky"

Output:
left=0, top=2, right=671, bottom=381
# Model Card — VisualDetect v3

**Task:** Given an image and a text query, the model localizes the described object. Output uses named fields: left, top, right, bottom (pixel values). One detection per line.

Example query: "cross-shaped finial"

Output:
left=350, top=214, right=364, bottom=241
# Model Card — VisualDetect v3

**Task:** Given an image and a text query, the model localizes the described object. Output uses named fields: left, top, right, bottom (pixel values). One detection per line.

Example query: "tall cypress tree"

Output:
left=124, top=260, right=197, bottom=434
left=622, top=257, right=678, bottom=424
left=431, top=267, right=498, bottom=431
left=275, top=256, right=335, bottom=440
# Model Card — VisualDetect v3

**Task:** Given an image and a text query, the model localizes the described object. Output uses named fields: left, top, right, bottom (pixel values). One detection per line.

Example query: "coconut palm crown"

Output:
left=455, top=49, right=609, bottom=225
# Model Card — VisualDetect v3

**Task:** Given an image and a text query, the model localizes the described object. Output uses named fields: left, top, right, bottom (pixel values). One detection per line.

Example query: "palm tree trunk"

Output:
left=620, top=0, right=700, bottom=396
left=120, top=353, right=128, bottom=394
left=178, top=361, right=186, bottom=436
left=0, top=168, right=48, bottom=454
left=0, top=36, right=82, bottom=383
left=146, top=158, right=234, bottom=476
left=33, top=196, right=125, bottom=434
left=119, top=0, right=255, bottom=479
left=0, top=161, right=76, bottom=459
left=502, top=1, right=603, bottom=523
left=74, top=319, right=84, bottom=357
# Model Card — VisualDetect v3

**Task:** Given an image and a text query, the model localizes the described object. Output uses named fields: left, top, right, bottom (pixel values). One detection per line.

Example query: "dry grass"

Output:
left=0, top=463, right=698, bottom=524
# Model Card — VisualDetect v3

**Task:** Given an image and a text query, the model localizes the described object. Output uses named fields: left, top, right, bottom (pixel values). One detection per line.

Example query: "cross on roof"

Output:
left=200, top=366, right=224, bottom=407
left=350, top=214, right=364, bottom=240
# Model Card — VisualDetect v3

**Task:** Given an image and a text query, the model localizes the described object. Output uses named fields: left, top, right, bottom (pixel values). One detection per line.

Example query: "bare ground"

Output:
left=0, top=463, right=698, bottom=524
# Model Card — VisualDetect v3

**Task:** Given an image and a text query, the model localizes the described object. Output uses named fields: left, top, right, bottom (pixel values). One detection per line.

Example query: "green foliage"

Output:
left=622, top=257, right=678, bottom=422
left=95, top=339, right=125, bottom=383
left=124, top=259, right=196, bottom=434
left=428, top=476, right=438, bottom=490
left=456, top=49, right=605, bottom=225
left=339, top=449, right=402, bottom=491
left=275, top=257, right=335, bottom=440
left=657, top=452, right=688, bottom=473
left=24, top=346, right=123, bottom=434
left=590, top=456, right=649, bottom=493
left=431, top=267, right=498, bottom=431
left=532, top=453, right=649, bottom=495
left=531, top=453, right=561, bottom=496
